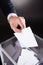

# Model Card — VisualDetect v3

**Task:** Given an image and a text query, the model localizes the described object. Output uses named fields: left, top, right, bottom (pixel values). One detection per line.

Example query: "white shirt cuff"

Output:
left=7, top=13, right=17, bottom=20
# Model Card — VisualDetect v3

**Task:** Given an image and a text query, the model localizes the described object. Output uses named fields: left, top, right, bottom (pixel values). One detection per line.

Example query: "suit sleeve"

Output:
left=0, top=0, right=17, bottom=17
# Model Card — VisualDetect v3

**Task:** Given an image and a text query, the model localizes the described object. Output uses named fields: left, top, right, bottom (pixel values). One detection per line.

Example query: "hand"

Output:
left=8, top=16, right=26, bottom=32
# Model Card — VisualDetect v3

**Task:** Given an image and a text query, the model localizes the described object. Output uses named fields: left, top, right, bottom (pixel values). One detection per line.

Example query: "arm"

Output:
left=0, top=0, right=26, bottom=32
left=0, top=0, right=17, bottom=17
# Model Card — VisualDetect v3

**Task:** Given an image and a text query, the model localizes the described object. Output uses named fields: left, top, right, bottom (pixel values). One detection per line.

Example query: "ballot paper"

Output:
left=17, top=49, right=39, bottom=65
left=14, top=27, right=38, bottom=48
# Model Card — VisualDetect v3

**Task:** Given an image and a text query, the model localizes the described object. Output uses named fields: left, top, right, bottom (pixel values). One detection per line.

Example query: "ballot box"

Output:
left=0, top=36, right=22, bottom=65
left=0, top=34, right=43, bottom=65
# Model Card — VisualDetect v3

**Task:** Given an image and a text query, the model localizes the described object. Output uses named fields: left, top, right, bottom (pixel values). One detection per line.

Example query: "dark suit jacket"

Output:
left=0, top=0, right=17, bottom=42
left=0, top=0, right=16, bottom=17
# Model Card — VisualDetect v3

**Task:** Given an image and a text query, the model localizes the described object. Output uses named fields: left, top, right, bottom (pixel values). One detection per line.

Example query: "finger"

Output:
left=18, top=17, right=25, bottom=29
left=10, top=21, right=22, bottom=32
left=19, top=17, right=26, bottom=28
left=19, top=16, right=24, bottom=19
left=12, top=26, right=21, bottom=32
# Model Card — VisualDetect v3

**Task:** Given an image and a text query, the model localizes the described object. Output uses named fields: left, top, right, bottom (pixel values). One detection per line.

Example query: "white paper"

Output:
left=17, top=49, right=39, bottom=65
left=14, top=27, right=38, bottom=48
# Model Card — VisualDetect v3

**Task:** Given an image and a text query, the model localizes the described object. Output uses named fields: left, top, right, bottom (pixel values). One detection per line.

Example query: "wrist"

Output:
left=8, top=16, right=18, bottom=24
left=7, top=13, right=17, bottom=23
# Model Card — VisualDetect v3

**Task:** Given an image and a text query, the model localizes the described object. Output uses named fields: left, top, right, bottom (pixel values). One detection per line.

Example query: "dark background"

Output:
left=0, top=0, right=43, bottom=42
